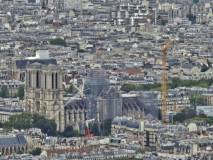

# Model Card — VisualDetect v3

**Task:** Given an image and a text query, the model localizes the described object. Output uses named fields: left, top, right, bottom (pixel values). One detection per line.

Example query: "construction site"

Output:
left=84, top=68, right=111, bottom=121
left=122, top=91, right=159, bottom=120
left=97, top=86, right=123, bottom=126
left=63, top=67, right=160, bottom=133
left=64, top=98, right=86, bottom=134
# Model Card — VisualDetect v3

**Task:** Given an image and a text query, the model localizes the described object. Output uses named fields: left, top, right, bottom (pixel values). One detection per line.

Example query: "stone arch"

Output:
left=2, top=148, right=4, bottom=155
left=35, top=101, right=41, bottom=112
left=10, top=147, right=13, bottom=154
left=5, top=147, right=9, bottom=155
left=21, top=146, right=25, bottom=153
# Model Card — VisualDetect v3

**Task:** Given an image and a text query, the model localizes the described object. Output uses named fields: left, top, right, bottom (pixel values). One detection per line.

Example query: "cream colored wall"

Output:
left=25, top=65, right=64, bottom=131
left=187, top=123, right=197, bottom=132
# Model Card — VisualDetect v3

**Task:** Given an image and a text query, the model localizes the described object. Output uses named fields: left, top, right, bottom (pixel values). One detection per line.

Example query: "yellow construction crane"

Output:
left=161, top=40, right=172, bottom=123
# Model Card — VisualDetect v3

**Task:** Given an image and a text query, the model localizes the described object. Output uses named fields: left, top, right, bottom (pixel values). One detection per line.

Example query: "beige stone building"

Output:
left=202, top=93, right=213, bottom=105
left=158, top=92, right=190, bottom=112
left=24, top=62, right=64, bottom=131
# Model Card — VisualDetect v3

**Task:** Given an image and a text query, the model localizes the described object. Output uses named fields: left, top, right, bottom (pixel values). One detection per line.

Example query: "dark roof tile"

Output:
left=15, top=59, right=57, bottom=69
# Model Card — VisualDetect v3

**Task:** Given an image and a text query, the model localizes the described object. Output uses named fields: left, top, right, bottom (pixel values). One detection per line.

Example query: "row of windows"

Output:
left=28, top=71, right=59, bottom=89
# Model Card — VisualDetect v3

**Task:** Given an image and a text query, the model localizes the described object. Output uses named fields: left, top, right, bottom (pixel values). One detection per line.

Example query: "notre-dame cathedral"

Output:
left=24, top=62, right=65, bottom=131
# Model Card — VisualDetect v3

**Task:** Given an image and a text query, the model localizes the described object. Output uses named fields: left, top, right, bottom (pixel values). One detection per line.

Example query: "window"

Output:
left=52, top=73, right=54, bottom=89
left=55, top=73, right=58, bottom=89
left=29, top=71, right=31, bottom=87
left=35, top=92, right=40, bottom=98
left=45, top=73, right=47, bottom=89
left=36, top=71, right=39, bottom=88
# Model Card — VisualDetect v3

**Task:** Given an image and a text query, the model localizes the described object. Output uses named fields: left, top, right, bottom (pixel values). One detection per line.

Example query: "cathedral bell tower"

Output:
left=24, top=62, right=64, bottom=131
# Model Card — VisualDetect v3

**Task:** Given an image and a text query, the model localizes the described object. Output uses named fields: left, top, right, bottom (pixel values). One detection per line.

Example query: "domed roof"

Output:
left=112, top=117, right=121, bottom=125
left=120, top=116, right=129, bottom=125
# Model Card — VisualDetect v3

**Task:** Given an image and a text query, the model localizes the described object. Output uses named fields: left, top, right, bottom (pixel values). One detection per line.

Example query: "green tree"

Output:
left=59, top=126, right=79, bottom=137
left=17, top=85, right=24, bottom=98
left=161, top=19, right=168, bottom=26
left=90, top=123, right=100, bottom=136
left=30, top=147, right=42, bottom=155
left=120, top=78, right=213, bottom=93
left=173, top=108, right=197, bottom=123
left=63, top=126, right=73, bottom=135
left=201, top=66, right=209, bottom=72
left=3, top=113, right=57, bottom=136
left=64, top=84, right=73, bottom=93
left=4, top=112, right=33, bottom=130
left=35, top=114, right=57, bottom=136
left=173, top=113, right=186, bottom=123
left=0, top=85, right=9, bottom=98
left=120, top=83, right=137, bottom=93
left=7, top=54, right=14, bottom=57
left=32, top=114, right=46, bottom=129
left=77, top=49, right=85, bottom=53
left=70, top=130, right=79, bottom=137
left=185, top=79, right=197, bottom=87
left=0, top=122, right=3, bottom=128
left=199, top=113, right=207, bottom=118
left=136, top=147, right=151, bottom=154
left=50, top=38, right=66, bottom=47
left=188, top=91, right=205, bottom=108
left=193, top=0, right=199, bottom=3
left=103, top=118, right=112, bottom=136
left=170, top=77, right=184, bottom=88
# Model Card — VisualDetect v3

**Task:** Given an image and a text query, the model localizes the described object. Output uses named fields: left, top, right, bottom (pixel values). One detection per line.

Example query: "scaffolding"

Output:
left=97, top=87, right=122, bottom=125
left=138, top=91, right=159, bottom=119
left=122, top=91, right=159, bottom=120
left=84, top=68, right=110, bottom=120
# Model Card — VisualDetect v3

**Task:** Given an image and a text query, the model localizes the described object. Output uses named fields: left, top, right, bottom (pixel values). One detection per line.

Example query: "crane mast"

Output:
left=161, top=40, right=172, bottom=123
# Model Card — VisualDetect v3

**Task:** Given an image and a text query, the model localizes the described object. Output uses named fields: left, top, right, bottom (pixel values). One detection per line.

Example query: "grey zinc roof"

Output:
left=0, top=133, right=27, bottom=147
left=15, top=59, right=57, bottom=69
left=182, top=64, right=195, bottom=69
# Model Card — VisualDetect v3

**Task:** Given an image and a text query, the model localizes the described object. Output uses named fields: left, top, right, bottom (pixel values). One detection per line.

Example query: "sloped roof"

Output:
left=182, top=64, right=195, bottom=69
left=0, top=133, right=27, bottom=147
left=15, top=59, right=57, bottom=69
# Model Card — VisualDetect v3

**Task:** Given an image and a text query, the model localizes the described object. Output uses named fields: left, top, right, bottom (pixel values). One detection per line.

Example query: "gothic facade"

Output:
left=0, top=133, right=28, bottom=156
left=24, top=62, right=64, bottom=131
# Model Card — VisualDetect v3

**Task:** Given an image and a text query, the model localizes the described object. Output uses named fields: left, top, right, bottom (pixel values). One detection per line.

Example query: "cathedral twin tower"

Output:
left=24, top=62, right=65, bottom=131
